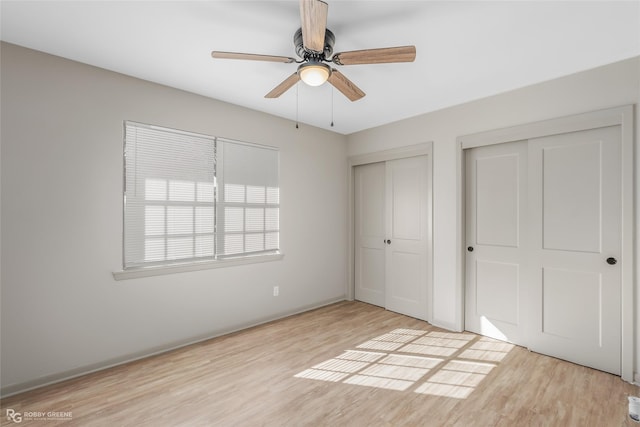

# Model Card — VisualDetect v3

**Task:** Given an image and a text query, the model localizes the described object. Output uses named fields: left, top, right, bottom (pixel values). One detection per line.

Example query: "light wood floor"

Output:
left=1, top=301, right=638, bottom=426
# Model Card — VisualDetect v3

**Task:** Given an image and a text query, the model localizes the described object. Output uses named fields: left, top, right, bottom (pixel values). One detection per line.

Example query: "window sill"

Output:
left=112, top=253, right=284, bottom=281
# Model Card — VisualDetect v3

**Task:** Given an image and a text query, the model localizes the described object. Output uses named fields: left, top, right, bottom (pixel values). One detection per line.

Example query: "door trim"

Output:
left=456, top=105, right=634, bottom=382
left=347, top=142, right=434, bottom=323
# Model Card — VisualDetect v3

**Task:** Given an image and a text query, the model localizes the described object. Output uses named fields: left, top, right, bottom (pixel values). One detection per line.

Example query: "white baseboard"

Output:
left=1, top=297, right=346, bottom=398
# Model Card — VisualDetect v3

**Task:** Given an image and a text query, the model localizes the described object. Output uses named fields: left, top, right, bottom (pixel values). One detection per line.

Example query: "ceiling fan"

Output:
left=211, top=0, right=416, bottom=102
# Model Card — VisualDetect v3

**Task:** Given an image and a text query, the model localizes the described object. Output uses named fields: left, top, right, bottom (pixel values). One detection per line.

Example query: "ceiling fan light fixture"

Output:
left=212, top=0, right=416, bottom=102
left=298, top=62, right=331, bottom=87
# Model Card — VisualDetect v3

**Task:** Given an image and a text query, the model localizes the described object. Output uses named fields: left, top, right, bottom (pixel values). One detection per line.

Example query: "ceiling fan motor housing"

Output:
left=294, top=27, right=335, bottom=60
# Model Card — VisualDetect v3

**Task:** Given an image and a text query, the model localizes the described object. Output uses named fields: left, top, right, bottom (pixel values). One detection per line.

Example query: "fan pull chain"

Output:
left=295, top=83, right=299, bottom=129
left=330, top=86, right=334, bottom=127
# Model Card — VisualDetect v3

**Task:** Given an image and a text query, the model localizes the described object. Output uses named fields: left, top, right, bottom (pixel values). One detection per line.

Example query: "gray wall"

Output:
left=347, top=56, right=640, bottom=376
left=0, top=42, right=349, bottom=394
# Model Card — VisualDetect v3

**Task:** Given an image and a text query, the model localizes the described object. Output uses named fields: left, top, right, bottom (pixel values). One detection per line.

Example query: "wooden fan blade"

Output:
left=265, top=73, right=301, bottom=98
left=300, top=0, right=328, bottom=53
left=327, top=69, right=365, bottom=102
left=211, top=51, right=295, bottom=63
left=332, top=46, right=416, bottom=65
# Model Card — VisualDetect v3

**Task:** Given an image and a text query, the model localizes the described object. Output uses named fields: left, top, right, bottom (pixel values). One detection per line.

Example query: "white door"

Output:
left=385, top=156, right=429, bottom=320
left=354, top=156, right=430, bottom=320
left=465, top=142, right=527, bottom=345
left=354, top=162, right=386, bottom=307
left=527, top=126, right=621, bottom=374
left=465, top=126, right=622, bottom=375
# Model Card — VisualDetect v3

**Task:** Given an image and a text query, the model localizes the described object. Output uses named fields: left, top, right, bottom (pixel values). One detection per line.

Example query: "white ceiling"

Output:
left=2, top=1, right=639, bottom=134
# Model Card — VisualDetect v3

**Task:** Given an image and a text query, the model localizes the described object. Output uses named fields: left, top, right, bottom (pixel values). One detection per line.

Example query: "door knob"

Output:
left=385, top=239, right=391, bottom=245
left=467, top=246, right=474, bottom=252
left=606, top=257, right=617, bottom=265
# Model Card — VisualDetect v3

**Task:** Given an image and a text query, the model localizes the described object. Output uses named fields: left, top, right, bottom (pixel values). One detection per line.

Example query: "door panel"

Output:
left=541, top=267, right=601, bottom=342
left=542, top=141, right=602, bottom=253
left=528, top=126, right=621, bottom=374
left=390, top=166, right=422, bottom=241
left=360, top=248, right=385, bottom=301
left=476, top=261, right=519, bottom=326
left=476, top=154, right=520, bottom=247
left=385, top=156, right=429, bottom=320
left=354, top=162, right=386, bottom=307
left=389, top=251, right=421, bottom=301
left=465, top=141, right=527, bottom=344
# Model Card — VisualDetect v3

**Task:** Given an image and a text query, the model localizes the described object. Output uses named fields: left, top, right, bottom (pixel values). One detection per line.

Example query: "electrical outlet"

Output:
left=273, top=286, right=279, bottom=297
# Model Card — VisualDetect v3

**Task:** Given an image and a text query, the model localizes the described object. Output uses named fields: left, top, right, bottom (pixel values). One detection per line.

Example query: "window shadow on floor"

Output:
left=294, top=328, right=514, bottom=399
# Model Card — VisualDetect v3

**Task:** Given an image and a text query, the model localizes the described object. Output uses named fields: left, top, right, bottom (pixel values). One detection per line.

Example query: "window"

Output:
left=217, top=141, right=280, bottom=257
left=123, top=121, right=279, bottom=269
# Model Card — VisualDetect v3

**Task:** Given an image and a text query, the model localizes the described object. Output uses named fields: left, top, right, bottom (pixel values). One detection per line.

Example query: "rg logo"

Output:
left=6, top=409, right=22, bottom=423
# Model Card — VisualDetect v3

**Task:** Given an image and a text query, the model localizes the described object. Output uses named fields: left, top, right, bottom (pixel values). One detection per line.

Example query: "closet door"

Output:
left=465, top=141, right=527, bottom=345
left=354, top=156, right=430, bottom=320
left=527, top=126, right=621, bottom=374
left=465, top=125, right=623, bottom=375
left=384, top=156, right=429, bottom=320
left=354, top=162, right=386, bottom=307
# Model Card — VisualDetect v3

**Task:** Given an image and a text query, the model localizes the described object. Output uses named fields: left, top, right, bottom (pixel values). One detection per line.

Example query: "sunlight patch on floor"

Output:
left=399, top=343, right=459, bottom=357
left=415, top=360, right=496, bottom=398
left=427, top=331, right=476, bottom=341
left=294, top=369, right=349, bottom=382
left=389, top=328, right=428, bottom=336
left=412, top=336, right=472, bottom=348
left=312, top=358, right=370, bottom=373
left=344, top=375, right=414, bottom=391
left=357, top=340, right=405, bottom=351
left=294, top=328, right=513, bottom=399
left=374, top=333, right=419, bottom=343
left=378, top=354, right=442, bottom=369
left=445, top=359, right=496, bottom=375
left=336, top=350, right=386, bottom=362
left=459, top=338, right=515, bottom=363
left=359, top=362, right=430, bottom=381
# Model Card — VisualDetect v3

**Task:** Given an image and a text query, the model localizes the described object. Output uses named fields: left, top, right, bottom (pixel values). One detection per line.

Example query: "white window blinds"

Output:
left=123, top=122, right=279, bottom=269
left=217, top=140, right=280, bottom=258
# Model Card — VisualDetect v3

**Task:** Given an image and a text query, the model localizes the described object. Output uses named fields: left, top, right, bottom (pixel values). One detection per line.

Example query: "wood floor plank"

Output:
left=1, top=301, right=638, bottom=426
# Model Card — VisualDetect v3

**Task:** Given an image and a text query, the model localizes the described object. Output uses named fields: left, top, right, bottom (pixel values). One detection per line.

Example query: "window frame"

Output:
left=114, top=121, right=282, bottom=280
